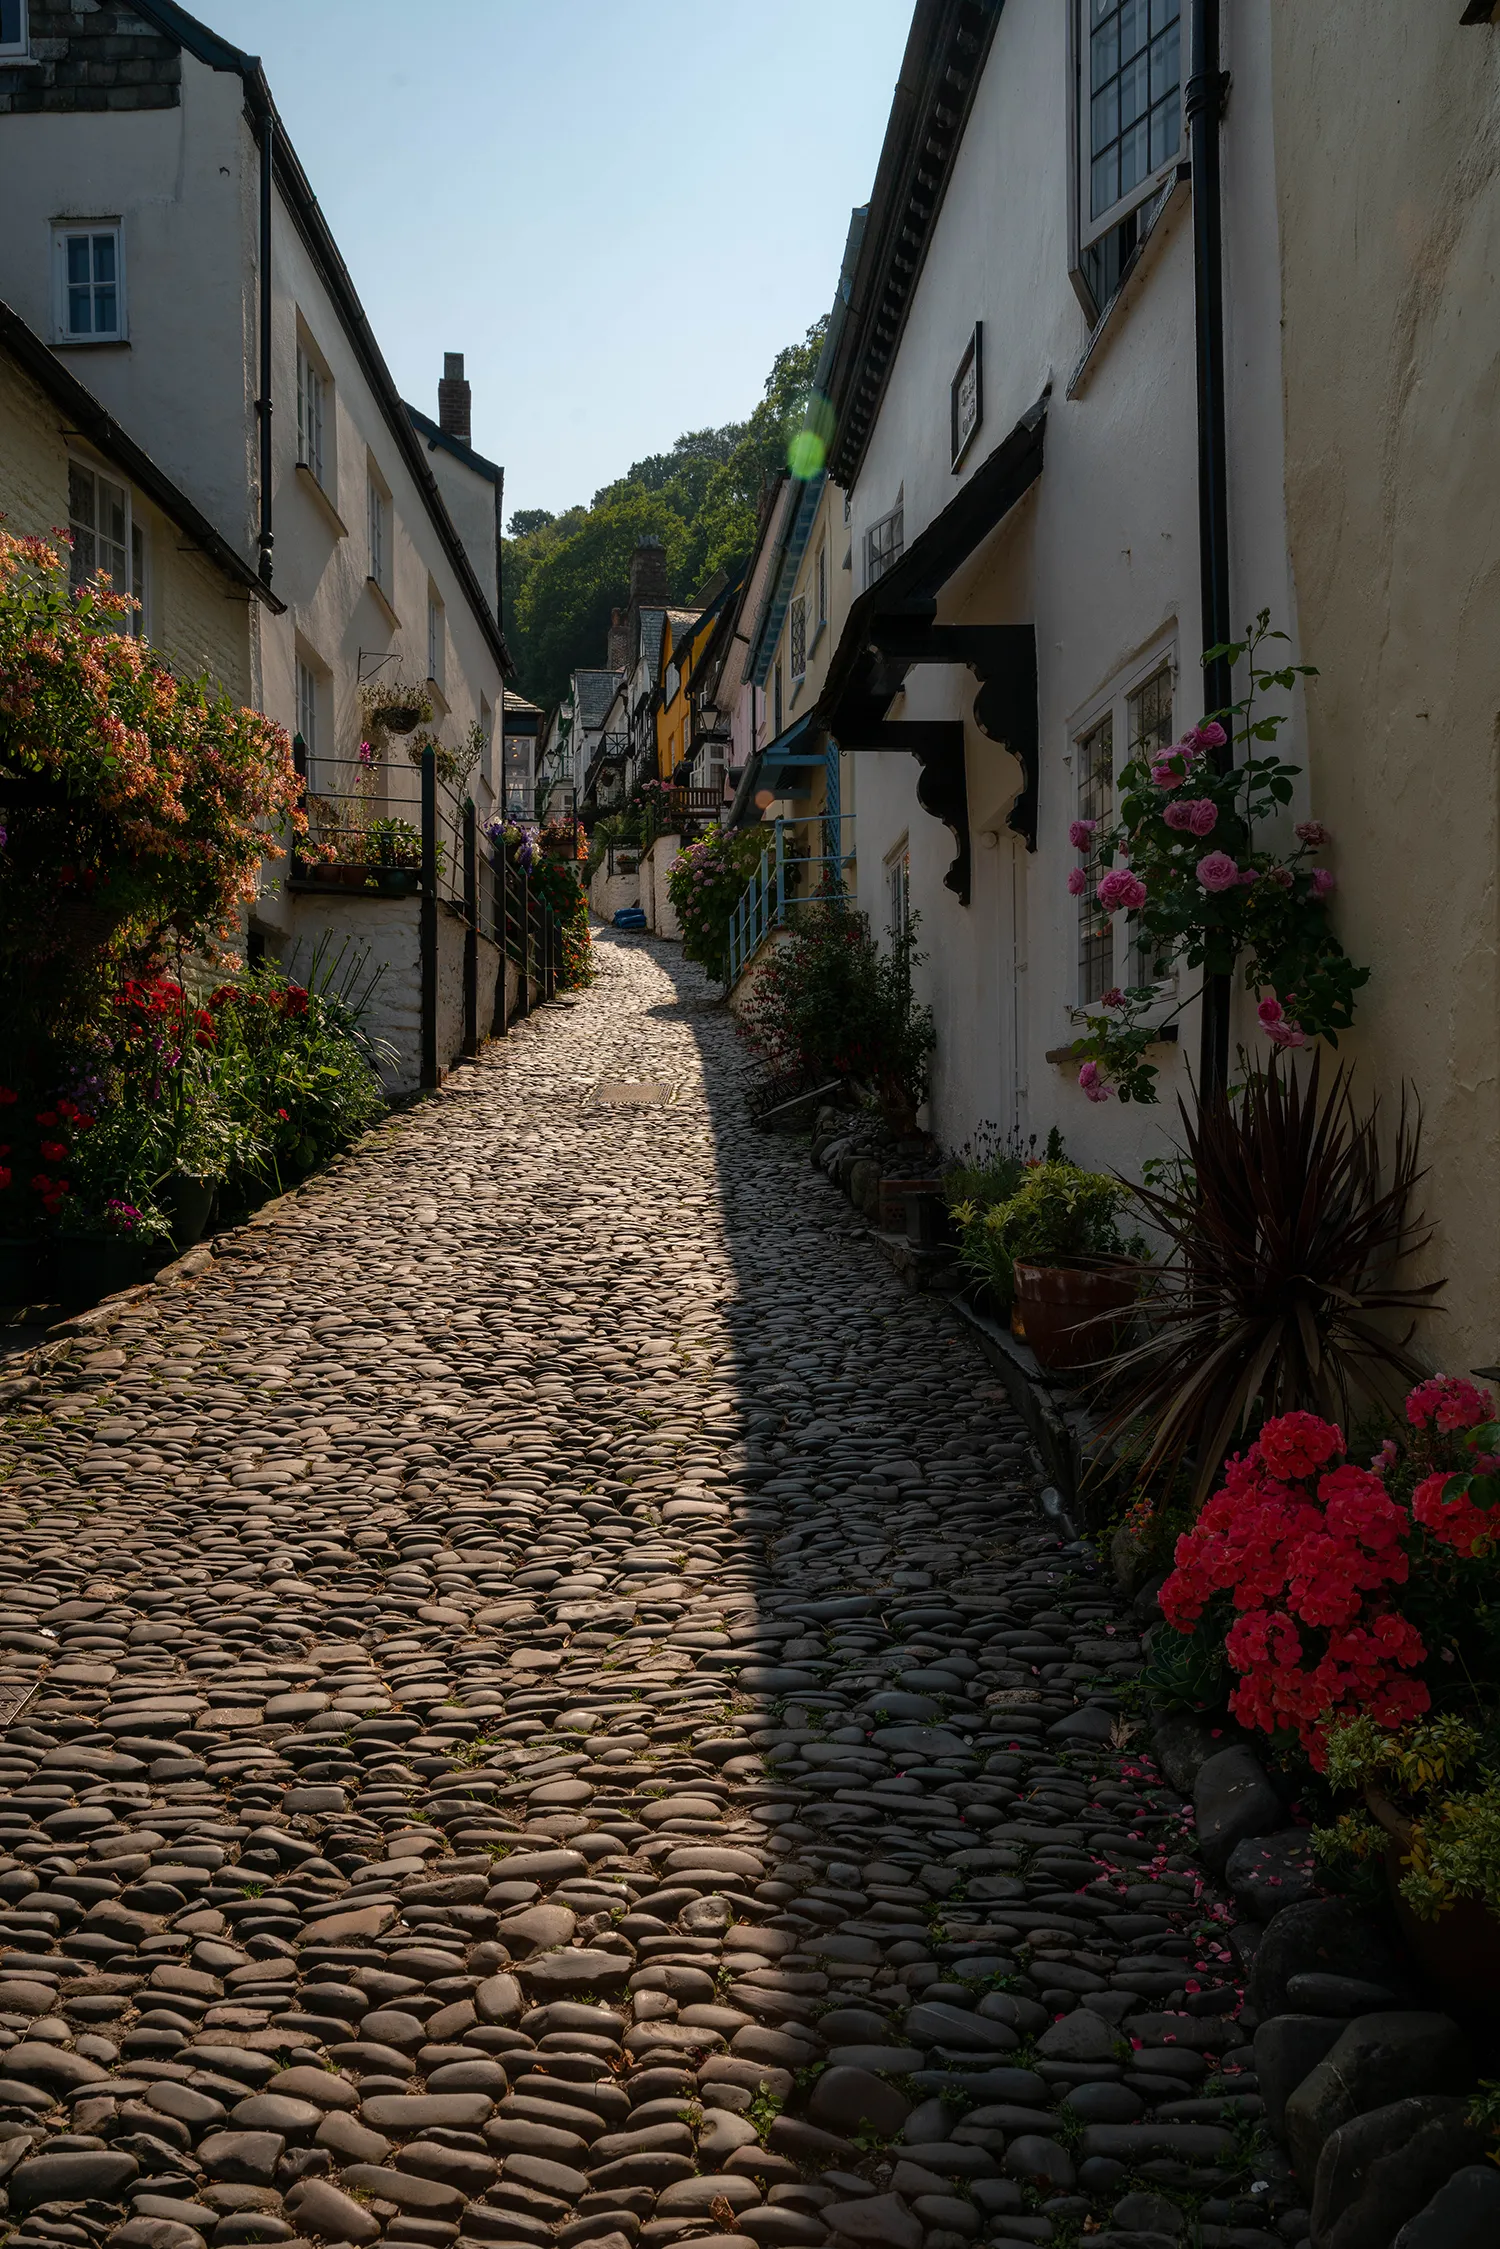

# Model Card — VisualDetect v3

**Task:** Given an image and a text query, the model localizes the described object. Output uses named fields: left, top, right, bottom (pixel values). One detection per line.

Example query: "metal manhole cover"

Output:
left=589, top=1081, right=675, bottom=1108
left=0, top=1676, right=40, bottom=1727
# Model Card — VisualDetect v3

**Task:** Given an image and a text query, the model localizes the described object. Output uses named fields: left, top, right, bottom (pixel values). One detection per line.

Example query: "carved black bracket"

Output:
left=869, top=610, right=1040, bottom=850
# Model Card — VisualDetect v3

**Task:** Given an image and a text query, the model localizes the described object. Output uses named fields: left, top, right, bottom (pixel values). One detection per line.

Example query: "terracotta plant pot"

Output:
left=1368, top=1791, right=1500, bottom=2018
left=1011, top=1260, right=1141, bottom=1372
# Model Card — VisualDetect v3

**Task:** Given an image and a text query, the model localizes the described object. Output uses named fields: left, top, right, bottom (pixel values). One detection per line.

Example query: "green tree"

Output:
left=501, top=321, right=829, bottom=711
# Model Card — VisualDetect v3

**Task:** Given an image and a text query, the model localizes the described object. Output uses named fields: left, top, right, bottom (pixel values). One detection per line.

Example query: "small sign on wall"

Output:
left=951, top=321, right=983, bottom=471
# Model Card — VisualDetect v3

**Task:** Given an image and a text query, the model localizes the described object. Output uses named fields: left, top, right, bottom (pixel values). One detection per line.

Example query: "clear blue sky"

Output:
left=196, top=0, right=914, bottom=527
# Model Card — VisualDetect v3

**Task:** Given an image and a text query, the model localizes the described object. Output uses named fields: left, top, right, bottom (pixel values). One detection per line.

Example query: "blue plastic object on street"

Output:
left=613, top=907, right=647, bottom=929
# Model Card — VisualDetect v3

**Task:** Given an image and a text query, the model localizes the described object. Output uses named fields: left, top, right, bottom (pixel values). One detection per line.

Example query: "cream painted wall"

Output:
left=843, top=0, right=1294, bottom=1184
left=0, top=348, right=254, bottom=704
left=1270, top=7, right=1500, bottom=1368
left=0, top=57, right=256, bottom=546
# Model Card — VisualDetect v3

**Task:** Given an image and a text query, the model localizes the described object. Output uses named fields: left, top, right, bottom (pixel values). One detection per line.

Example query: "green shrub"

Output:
left=954, top=1160, right=1141, bottom=1312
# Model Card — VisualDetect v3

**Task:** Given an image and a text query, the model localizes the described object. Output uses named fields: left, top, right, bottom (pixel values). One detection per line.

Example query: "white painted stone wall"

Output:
left=641, top=837, right=682, bottom=940
left=589, top=865, right=641, bottom=923
left=284, top=891, right=421, bottom=1096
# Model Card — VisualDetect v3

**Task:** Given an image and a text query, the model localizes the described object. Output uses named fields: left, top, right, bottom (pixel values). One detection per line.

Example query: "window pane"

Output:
left=67, top=236, right=90, bottom=286
left=1119, top=116, right=1149, bottom=196
left=131, top=523, right=145, bottom=632
left=1119, top=49, right=1149, bottom=126
left=0, top=0, right=22, bottom=46
left=1119, top=0, right=1149, bottom=61
left=1088, top=0, right=1179, bottom=221
left=92, top=233, right=116, bottom=284
left=93, top=284, right=117, bottom=334
left=68, top=462, right=95, bottom=530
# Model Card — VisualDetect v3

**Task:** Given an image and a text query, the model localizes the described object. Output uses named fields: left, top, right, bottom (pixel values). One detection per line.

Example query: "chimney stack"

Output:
left=606, top=604, right=630, bottom=673
left=627, top=535, right=669, bottom=611
left=439, top=352, right=472, bottom=444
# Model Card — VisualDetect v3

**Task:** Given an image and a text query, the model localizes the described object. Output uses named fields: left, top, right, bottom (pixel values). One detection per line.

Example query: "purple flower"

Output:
left=1195, top=851, right=1240, bottom=893
left=1311, top=867, right=1336, bottom=897
left=1067, top=867, right=1087, bottom=896
left=1098, top=868, right=1147, bottom=912
left=1069, top=819, right=1096, bottom=849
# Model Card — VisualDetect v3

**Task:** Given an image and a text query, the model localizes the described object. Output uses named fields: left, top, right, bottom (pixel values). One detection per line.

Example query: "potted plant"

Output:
left=366, top=817, right=423, bottom=894
left=1315, top=1715, right=1500, bottom=2015
left=954, top=1159, right=1144, bottom=1369
left=360, top=678, right=434, bottom=740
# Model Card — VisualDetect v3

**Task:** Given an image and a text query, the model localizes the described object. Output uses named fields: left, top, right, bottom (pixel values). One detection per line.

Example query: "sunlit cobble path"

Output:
left=0, top=935, right=1270, bottom=2249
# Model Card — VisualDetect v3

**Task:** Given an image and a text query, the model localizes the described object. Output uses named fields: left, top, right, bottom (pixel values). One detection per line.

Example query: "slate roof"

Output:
left=574, top=669, right=625, bottom=727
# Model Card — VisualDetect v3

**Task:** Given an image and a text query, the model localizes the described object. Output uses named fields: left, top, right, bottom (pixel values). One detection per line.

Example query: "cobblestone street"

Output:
left=0, top=937, right=1282, bottom=2249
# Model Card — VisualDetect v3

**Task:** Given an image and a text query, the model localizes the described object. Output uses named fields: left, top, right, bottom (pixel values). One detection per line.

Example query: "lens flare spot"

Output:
left=786, top=429, right=827, bottom=480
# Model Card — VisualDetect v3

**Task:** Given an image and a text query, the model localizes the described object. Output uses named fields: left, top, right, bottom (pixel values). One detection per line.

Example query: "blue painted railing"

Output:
left=726, top=812, right=855, bottom=985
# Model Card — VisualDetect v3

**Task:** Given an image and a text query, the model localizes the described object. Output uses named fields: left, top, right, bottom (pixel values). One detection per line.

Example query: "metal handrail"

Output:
left=726, top=812, right=856, bottom=985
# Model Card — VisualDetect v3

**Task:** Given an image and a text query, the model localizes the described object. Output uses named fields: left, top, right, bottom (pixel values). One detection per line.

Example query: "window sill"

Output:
left=426, top=676, right=450, bottom=716
left=365, top=575, right=400, bottom=629
left=296, top=460, right=348, bottom=537
left=1066, top=165, right=1190, bottom=401
left=1046, top=1022, right=1178, bottom=1066
left=54, top=335, right=129, bottom=351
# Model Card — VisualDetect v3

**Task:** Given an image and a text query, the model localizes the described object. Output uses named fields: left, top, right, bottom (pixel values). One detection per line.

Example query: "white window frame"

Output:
left=788, top=592, right=807, bottom=685
left=865, top=504, right=904, bottom=589
left=1067, top=633, right=1179, bottom=1011
left=815, top=539, right=828, bottom=632
left=296, top=651, right=329, bottom=793
left=53, top=222, right=125, bottom=344
left=67, top=457, right=145, bottom=634
left=426, top=589, right=445, bottom=690
left=1073, top=0, right=1184, bottom=256
left=366, top=468, right=390, bottom=596
left=885, top=836, right=911, bottom=937
left=1, top=0, right=30, bottom=60
left=296, top=338, right=329, bottom=488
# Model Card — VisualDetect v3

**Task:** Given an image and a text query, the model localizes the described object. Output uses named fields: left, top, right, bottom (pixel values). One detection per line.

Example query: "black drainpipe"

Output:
left=255, top=109, right=275, bottom=587
left=1187, top=0, right=1232, bottom=1095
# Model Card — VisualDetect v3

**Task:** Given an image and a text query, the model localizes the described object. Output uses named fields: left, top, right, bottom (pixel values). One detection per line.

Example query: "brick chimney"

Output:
left=628, top=536, right=669, bottom=611
left=606, top=605, right=630, bottom=672
left=438, top=352, right=472, bottom=444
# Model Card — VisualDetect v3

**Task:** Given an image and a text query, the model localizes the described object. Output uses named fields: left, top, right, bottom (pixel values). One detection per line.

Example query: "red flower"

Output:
left=1407, top=1376, right=1493, bottom=1435
left=0, top=1169, right=11, bottom=1192
left=0, top=1087, right=16, bottom=1106
left=34, top=1110, right=58, bottom=1128
left=39, top=1142, right=67, bottom=1163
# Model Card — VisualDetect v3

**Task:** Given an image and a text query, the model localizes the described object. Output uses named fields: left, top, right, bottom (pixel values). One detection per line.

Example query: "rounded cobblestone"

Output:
left=0, top=937, right=1280, bottom=2249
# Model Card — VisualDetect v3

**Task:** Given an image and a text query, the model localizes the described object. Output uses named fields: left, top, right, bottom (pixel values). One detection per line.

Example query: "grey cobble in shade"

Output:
left=0, top=934, right=1288, bottom=2246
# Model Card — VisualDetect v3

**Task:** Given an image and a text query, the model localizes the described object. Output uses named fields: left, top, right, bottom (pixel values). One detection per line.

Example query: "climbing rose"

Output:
left=1078, top=1061, right=1111, bottom=1103
left=1067, top=867, right=1088, bottom=896
left=1101, top=988, right=1124, bottom=1009
left=1069, top=819, right=1096, bottom=848
left=1296, top=820, right=1331, bottom=846
left=1097, top=868, right=1147, bottom=912
left=1195, top=852, right=1240, bottom=893
left=1188, top=720, right=1228, bottom=753
left=1311, top=867, right=1336, bottom=897
left=1164, top=798, right=1219, bottom=837
left=1257, top=994, right=1306, bottom=1049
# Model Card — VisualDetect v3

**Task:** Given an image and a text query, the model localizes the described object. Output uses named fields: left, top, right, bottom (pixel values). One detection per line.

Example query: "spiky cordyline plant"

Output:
left=1096, top=1054, right=1441, bottom=1505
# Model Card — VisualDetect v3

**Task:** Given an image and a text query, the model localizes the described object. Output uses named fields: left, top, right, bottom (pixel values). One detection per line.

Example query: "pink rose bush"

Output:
left=1061, top=613, right=1368, bottom=1102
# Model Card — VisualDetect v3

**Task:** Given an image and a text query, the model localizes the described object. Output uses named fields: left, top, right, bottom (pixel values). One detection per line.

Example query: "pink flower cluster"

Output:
left=1406, top=1376, right=1499, bottom=1559
left=1164, top=798, right=1219, bottom=838
left=1257, top=994, right=1306, bottom=1049
left=1097, top=867, right=1147, bottom=913
left=1160, top=1411, right=1430, bottom=1764
left=1149, top=720, right=1226, bottom=788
